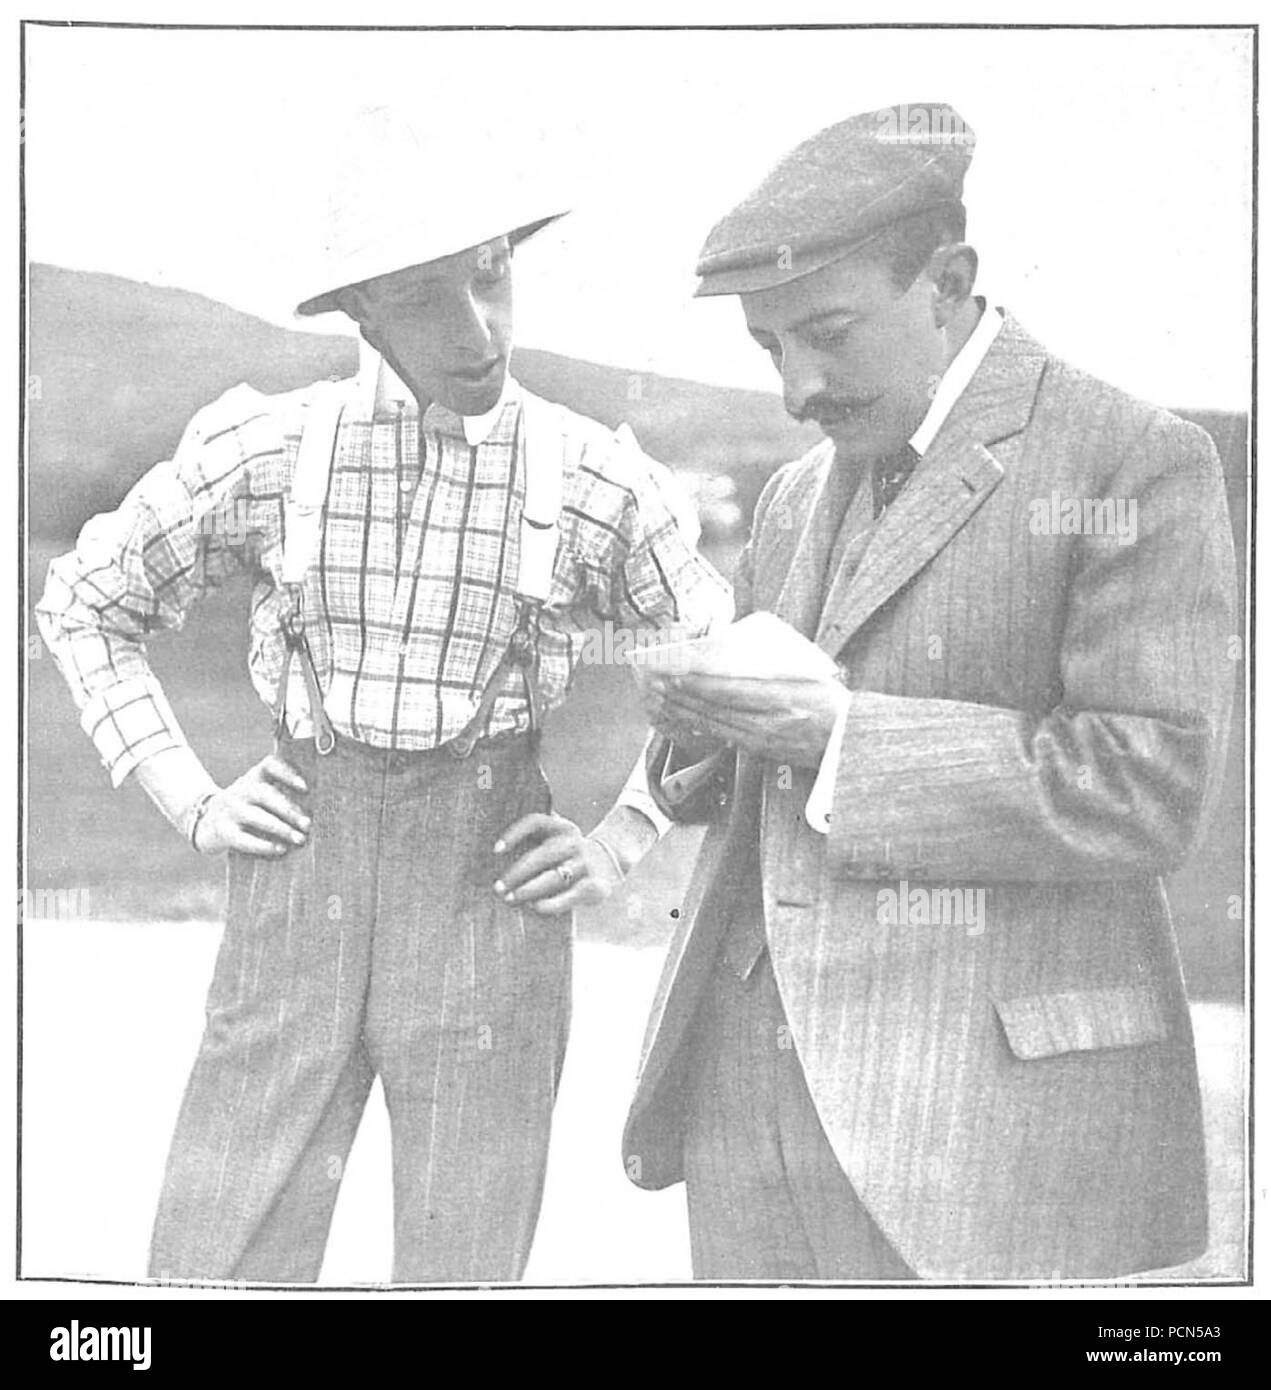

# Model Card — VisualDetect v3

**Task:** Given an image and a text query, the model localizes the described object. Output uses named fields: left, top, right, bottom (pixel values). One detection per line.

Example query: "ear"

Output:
left=928, top=243, right=978, bottom=327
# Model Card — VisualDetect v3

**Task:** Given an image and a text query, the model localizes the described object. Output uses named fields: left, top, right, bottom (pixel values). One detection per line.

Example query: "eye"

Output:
left=805, top=320, right=860, bottom=351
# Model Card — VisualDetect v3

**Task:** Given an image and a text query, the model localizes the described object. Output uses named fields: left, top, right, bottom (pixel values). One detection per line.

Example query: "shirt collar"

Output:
left=354, top=338, right=519, bottom=445
left=908, top=298, right=1004, bottom=456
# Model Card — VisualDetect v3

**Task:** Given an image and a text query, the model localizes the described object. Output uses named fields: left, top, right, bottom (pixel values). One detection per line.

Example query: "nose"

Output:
left=779, top=342, right=828, bottom=421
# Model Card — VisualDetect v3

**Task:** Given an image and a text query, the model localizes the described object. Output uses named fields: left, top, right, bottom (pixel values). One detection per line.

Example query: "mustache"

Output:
left=792, top=392, right=881, bottom=428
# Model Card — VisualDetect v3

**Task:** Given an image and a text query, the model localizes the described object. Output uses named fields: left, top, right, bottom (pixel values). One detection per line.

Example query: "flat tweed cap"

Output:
left=694, top=102, right=975, bottom=297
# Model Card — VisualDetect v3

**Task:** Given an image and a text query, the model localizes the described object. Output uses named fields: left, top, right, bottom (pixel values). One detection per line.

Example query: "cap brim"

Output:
left=693, top=227, right=890, bottom=299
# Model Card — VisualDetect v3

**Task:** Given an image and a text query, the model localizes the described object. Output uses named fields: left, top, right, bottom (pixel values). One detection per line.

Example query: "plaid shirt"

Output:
left=37, top=370, right=732, bottom=787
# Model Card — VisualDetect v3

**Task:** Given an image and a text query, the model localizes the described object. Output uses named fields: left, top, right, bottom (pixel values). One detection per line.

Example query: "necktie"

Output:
left=872, top=442, right=921, bottom=517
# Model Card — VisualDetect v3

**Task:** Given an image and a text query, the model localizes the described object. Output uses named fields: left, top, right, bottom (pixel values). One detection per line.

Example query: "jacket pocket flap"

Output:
left=994, top=986, right=1169, bottom=1060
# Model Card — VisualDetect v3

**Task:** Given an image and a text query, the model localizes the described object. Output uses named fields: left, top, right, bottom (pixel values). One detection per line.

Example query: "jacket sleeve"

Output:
left=641, top=500, right=750, bottom=825
left=643, top=458, right=789, bottom=825
left=825, top=417, right=1238, bottom=882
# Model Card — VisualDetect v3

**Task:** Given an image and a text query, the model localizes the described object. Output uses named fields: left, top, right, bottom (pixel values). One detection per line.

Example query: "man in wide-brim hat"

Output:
left=625, top=101, right=1236, bottom=1281
left=38, top=107, right=731, bottom=1283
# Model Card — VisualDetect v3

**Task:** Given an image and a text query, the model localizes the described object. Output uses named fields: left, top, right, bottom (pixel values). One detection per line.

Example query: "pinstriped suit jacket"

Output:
left=622, top=312, right=1237, bottom=1279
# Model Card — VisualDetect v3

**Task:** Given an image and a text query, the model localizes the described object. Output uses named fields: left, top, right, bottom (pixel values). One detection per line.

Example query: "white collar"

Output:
left=354, top=338, right=518, bottom=445
left=908, top=299, right=1004, bottom=456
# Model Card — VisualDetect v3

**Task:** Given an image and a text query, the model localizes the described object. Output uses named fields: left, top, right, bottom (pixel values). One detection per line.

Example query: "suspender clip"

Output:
left=274, top=585, right=337, bottom=756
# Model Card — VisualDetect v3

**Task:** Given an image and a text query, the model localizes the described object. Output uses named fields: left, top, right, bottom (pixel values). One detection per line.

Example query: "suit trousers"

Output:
left=682, top=943, right=915, bottom=1281
left=148, top=730, right=570, bottom=1284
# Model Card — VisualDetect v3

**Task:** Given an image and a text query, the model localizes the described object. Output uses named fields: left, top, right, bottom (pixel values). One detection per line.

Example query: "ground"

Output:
left=21, top=923, right=1245, bottom=1286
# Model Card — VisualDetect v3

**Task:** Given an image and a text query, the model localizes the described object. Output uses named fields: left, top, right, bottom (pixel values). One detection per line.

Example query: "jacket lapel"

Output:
left=815, top=312, right=1049, bottom=658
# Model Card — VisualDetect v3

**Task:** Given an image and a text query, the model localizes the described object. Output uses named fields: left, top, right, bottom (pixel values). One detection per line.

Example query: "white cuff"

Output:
left=805, top=690, right=852, bottom=834
left=615, top=742, right=674, bottom=838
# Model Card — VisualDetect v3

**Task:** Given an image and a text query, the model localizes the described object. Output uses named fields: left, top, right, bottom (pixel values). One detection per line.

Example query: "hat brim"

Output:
left=692, top=198, right=967, bottom=298
left=295, top=211, right=569, bottom=318
left=693, top=228, right=884, bottom=299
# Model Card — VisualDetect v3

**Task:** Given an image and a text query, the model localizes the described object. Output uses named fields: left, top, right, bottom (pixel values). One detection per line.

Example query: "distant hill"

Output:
left=24, top=264, right=1248, bottom=998
left=26, top=263, right=822, bottom=541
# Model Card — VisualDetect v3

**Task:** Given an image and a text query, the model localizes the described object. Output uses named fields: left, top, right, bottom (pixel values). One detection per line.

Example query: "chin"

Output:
left=440, top=368, right=507, bottom=418
left=826, top=411, right=916, bottom=467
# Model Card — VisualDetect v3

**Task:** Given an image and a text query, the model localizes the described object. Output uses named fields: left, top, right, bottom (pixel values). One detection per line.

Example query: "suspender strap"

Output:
left=515, top=394, right=565, bottom=602
left=275, top=382, right=346, bottom=755
left=447, top=596, right=545, bottom=764
left=282, top=384, right=346, bottom=585
left=272, top=589, right=337, bottom=755
left=447, top=391, right=563, bottom=762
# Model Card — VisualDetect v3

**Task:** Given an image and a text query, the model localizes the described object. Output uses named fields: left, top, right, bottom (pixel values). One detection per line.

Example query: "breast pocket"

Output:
left=993, top=985, right=1170, bottom=1060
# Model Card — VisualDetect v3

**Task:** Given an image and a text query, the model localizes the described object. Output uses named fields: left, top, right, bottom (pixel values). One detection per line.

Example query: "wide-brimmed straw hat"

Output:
left=295, top=106, right=569, bottom=317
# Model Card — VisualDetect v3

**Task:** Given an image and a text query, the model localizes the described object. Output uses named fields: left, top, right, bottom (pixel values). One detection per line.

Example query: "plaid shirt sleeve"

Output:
left=567, top=421, right=734, bottom=635
left=35, top=383, right=286, bottom=787
left=560, top=419, right=733, bottom=836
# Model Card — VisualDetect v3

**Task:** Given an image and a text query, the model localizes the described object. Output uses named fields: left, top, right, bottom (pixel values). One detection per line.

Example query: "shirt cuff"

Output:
left=615, top=744, right=674, bottom=838
left=805, top=689, right=852, bottom=834
left=80, top=674, right=189, bottom=788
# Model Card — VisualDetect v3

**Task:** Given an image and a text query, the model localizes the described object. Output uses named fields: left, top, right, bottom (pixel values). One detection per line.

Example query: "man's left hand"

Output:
left=493, top=812, right=624, bottom=916
left=648, top=672, right=849, bottom=769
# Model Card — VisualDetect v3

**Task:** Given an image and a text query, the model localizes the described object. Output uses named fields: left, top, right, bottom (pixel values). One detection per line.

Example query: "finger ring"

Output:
left=556, top=863, right=574, bottom=885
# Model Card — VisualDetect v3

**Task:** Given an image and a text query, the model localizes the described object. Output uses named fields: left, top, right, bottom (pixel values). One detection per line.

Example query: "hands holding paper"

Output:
left=630, top=612, right=850, bottom=770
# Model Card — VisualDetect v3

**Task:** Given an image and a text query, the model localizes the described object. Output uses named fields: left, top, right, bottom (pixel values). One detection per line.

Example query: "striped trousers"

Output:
left=148, top=731, right=570, bottom=1284
left=683, top=944, right=915, bottom=1281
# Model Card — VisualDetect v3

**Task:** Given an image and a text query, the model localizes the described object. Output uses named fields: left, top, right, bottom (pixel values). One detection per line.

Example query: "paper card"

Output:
left=626, top=611, right=837, bottom=680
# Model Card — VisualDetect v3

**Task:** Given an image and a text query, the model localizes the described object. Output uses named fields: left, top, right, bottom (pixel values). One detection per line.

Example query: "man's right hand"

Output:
left=639, top=675, right=728, bottom=764
left=193, top=754, right=312, bottom=856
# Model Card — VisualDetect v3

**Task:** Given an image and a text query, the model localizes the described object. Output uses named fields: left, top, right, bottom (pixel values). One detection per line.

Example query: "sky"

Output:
left=24, top=24, right=1253, bottom=409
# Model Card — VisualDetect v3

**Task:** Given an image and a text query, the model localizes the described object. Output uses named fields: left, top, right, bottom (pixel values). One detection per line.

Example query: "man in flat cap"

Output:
left=37, top=107, right=730, bottom=1283
left=624, top=102, right=1236, bottom=1280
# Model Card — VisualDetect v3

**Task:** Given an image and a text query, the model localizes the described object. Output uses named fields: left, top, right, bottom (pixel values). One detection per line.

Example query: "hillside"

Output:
left=26, top=263, right=821, bottom=540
